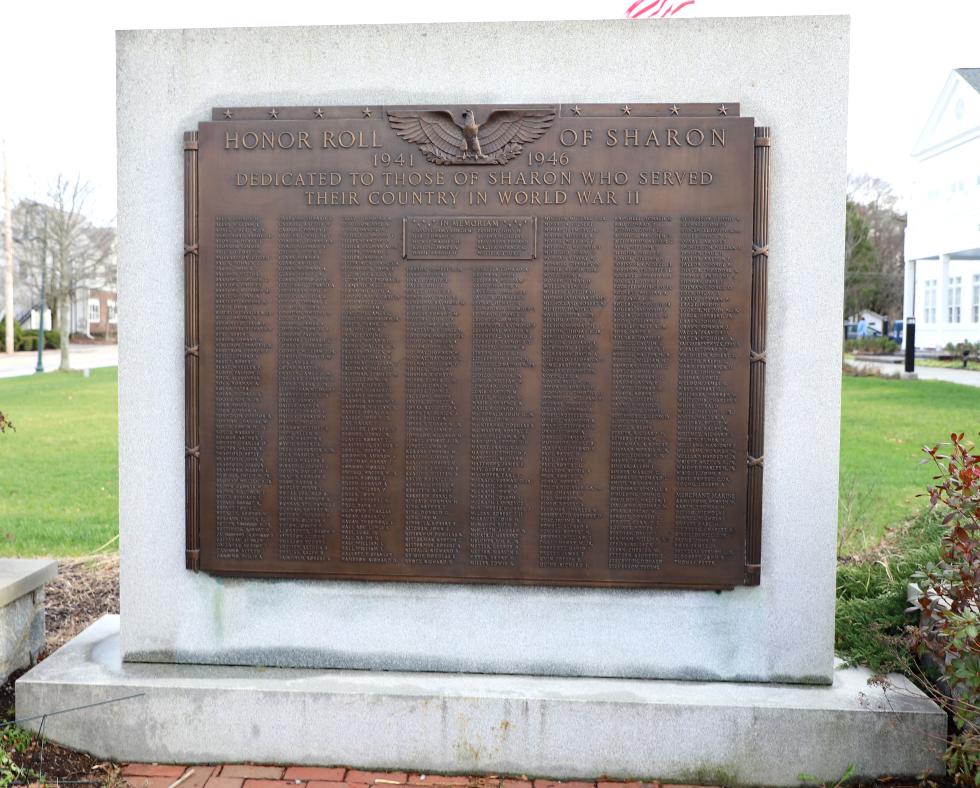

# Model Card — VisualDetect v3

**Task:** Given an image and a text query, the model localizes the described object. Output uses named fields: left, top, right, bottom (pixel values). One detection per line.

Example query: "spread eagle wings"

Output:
left=386, top=108, right=557, bottom=163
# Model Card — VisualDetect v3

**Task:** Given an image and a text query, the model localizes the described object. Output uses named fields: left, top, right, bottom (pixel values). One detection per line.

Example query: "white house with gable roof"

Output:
left=903, top=68, right=980, bottom=349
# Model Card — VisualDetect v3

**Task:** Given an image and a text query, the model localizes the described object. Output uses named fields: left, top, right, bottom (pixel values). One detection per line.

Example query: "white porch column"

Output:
left=903, top=257, right=916, bottom=350
left=938, top=253, right=950, bottom=348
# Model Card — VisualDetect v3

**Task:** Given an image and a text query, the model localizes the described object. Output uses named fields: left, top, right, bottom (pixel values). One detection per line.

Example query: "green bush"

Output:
left=18, top=329, right=60, bottom=350
left=8, top=322, right=62, bottom=351
left=912, top=434, right=980, bottom=783
left=845, top=435, right=980, bottom=784
left=945, top=340, right=980, bottom=357
left=836, top=512, right=943, bottom=672
left=844, top=337, right=899, bottom=355
left=11, top=321, right=23, bottom=348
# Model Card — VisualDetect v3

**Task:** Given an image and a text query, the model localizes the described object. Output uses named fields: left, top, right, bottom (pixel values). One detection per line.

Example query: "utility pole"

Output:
left=36, top=210, right=47, bottom=375
left=3, top=142, right=13, bottom=355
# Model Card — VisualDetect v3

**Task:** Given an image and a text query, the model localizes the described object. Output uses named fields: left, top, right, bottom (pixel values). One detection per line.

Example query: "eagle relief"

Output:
left=386, top=107, right=557, bottom=165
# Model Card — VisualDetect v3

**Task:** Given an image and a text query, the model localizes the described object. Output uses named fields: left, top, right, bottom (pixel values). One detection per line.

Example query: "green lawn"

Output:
left=0, top=369, right=118, bottom=556
left=839, top=374, right=980, bottom=554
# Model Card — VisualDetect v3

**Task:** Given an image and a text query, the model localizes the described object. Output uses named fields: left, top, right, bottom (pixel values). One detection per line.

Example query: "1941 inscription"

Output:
left=189, top=103, right=768, bottom=589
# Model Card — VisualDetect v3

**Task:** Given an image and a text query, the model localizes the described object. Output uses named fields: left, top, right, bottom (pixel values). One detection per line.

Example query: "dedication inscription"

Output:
left=184, top=103, right=769, bottom=589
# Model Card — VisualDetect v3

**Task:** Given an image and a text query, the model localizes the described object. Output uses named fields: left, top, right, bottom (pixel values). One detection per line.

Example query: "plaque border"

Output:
left=183, top=108, right=772, bottom=588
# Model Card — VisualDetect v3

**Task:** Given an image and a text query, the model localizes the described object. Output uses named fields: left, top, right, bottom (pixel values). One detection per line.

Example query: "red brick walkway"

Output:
left=120, top=764, right=706, bottom=788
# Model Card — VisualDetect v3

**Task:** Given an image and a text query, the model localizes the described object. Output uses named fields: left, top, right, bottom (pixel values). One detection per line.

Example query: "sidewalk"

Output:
left=0, top=344, right=118, bottom=380
left=120, top=764, right=704, bottom=788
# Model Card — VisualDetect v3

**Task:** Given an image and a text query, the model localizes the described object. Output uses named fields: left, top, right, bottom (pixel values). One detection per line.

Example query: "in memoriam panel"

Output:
left=191, top=103, right=760, bottom=589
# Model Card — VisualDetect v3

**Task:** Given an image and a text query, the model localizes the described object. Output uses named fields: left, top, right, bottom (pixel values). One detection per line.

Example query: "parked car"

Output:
left=844, top=322, right=882, bottom=341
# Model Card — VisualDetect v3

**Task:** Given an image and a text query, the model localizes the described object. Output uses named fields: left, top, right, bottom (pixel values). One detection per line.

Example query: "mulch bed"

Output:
left=40, top=554, right=120, bottom=659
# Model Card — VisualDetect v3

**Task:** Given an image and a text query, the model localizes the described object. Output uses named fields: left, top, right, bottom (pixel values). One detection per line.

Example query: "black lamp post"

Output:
left=904, top=317, right=916, bottom=374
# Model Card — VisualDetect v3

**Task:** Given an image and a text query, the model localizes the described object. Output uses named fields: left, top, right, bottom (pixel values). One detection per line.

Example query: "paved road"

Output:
left=850, top=358, right=980, bottom=389
left=0, top=344, right=118, bottom=380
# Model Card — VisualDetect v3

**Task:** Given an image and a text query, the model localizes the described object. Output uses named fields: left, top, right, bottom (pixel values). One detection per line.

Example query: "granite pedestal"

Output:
left=15, top=14, right=947, bottom=782
left=113, top=14, right=848, bottom=684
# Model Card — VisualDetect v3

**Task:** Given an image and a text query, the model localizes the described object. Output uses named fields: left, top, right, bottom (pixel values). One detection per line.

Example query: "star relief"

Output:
left=717, top=105, right=729, bottom=115
left=570, top=105, right=582, bottom=116
left=268, top=108, right=279, bottom=119
left=621, top=105, right=632, bottom=116
left=313, top=108, right=324, bottom=118
left=670, top=104, right=680, bottom=115
left=362, top=107, right=373, bottom=118
left=223, top=109, right=233, bottom=119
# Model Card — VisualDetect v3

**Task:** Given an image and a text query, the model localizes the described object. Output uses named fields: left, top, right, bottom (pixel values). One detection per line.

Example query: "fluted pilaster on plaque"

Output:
left=745, top=126, right=770, bottom=586
left=184, top=131, right=201, bottom=571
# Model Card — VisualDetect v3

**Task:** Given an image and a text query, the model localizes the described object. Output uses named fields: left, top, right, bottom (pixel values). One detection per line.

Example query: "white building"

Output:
left=848, top=309, right=886, bottom=335
left=903, top=68, right=980, bottom=349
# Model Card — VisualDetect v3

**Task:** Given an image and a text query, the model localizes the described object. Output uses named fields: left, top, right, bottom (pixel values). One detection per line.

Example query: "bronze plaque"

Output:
left=184, top=103, right=769, bottom=589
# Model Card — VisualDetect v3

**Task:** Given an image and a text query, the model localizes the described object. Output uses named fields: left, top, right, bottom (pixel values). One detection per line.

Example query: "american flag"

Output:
left=625, top=0, right=696, bottom=18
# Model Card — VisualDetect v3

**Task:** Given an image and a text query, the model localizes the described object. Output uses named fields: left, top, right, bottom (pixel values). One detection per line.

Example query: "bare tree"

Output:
left=12, top=199, right=50, bottom=324
left=14, top=177, right=115, bottom=370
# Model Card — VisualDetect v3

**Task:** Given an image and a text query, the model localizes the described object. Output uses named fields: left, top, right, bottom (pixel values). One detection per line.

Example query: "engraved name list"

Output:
left=184, top=102, right=769, bottom=589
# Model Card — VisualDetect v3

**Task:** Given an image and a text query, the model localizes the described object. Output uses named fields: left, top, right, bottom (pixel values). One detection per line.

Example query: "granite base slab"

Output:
left=16, top=616, right=945, bottom=786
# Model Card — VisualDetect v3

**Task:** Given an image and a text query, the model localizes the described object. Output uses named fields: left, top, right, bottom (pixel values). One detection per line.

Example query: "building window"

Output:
left=948, top=277, right=962, bottom=323
left=107, top=300, right=117, bottom=324
left=924, top=280, right=937, bottom=323
left=973, top=275, right=980, bottom=323
left=88, top=298, right=101, bottom=324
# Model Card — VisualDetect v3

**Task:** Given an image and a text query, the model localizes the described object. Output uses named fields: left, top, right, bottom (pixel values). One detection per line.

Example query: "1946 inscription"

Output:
left=191, top=103, right=763, bottom=589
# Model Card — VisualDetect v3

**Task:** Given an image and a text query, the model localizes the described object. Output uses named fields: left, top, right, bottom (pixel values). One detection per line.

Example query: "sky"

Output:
left=2, top=0, right=979, bottom=225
